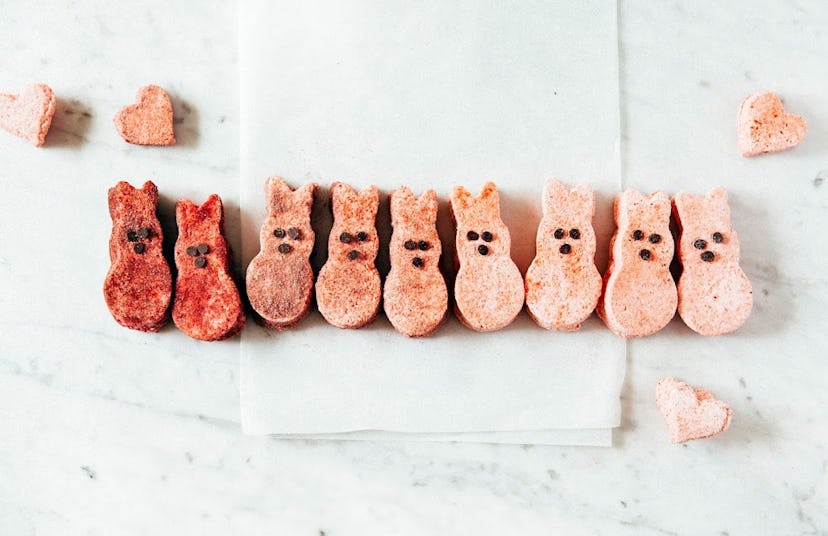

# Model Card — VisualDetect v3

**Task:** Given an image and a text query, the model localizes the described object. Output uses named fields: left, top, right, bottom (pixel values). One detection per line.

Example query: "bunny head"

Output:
left=175, top=194, right=228, bottom=270
left=536, top=179, right=596, bottom=262
left=260, top=177, right=317, bottom=258
left=615, top=190, right=673, bottom=268
left=389, top=187, right=441, bottom=271
left=327, top=182, right=379, bottom=264
left=107, top=181, right=163, bottom=254
left=109, top=180, right=158, bottom=222
left=451, top=182, right=511, bottom=264
left=673, top=187, right=740, bottom=265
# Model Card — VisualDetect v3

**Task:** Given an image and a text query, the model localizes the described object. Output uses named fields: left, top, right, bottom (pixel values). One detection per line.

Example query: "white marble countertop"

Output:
left=1, top=1, right=826, bottom=534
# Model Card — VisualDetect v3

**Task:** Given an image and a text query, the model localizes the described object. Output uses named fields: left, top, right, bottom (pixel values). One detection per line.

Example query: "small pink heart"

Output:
left=114, top=85, right=176, bottom=146
left=738, top=92, right=806, bottom=157
left=0, top=83, right=56, bottom=147
left=656, top=377, right=732, bottom=443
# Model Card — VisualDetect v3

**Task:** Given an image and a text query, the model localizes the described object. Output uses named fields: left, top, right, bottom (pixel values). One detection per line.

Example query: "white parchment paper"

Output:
left=239, top=0, right=624, bottom=445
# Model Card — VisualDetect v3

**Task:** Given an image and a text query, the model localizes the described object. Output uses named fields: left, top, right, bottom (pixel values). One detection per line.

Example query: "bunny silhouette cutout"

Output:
left=450, top=182, right=524, bottom=332
left=525, top=179, right=601, bottom=331
left=103, top=180, right=172, bottom=332
left=246, top=178, right=318, bottom=329
left=383, top=186, right=448, bottom=337
left=598, top=190, right=677, bottom=338
left=172, top=194, right=245, bottom=341
left=672, top=187, right=752, bottom=335
left=315, top=182, right=381, bottom=329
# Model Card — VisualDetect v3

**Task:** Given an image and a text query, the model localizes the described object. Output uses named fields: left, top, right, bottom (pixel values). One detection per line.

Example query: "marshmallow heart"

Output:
left=0, top=83, right=56, bottom=147
left=738, top=92, right=806, bottom=157
left=656, top=377, right=732, bottom=443
left=114, top=85, right=176, bottom=146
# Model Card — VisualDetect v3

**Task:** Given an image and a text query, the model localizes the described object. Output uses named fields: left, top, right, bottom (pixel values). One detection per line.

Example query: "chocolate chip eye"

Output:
left=693, top=239, right=707, bottom=250
left=418, top=240, right=429, bottom=251
left=273, top=228, right=286, bottom=238
left=639, top=249, right=651, bottom=260
left=412, top=257, right=424, bottom=268
left=137, top=227, right=151, bottom=239
left=701, top=251, right=715, bottom=262
left=481, top=231, right=493, bottom=242
left=632, top=230, right=644, bottom=241
left=712, top=232, right=724, bottom=243
left=357, top=231, right=368, bottom=242
left=339, top=232, right=352, bottom=243
left=649, top=234, right=661, bottom=244
left=197, top=243, right=210, bottom=254
left=194, top=256, right=207, bottom=268
left=347, top=250, right=359, bottom=260
left=288, top=227, right=301, bottom=240
left=278, top=243, right=292, bottom=254
left=559, top=244, right=572, bottom=254
left=467, top=231, right=479, bottom=241
left=133, top=243, right=146, bottom=254
left=404, top=240, right=417, bottom=250
left=477, top=244, right=489, bottom=256
left=569, top=229, right=580, bottom=240
left=186, top=246, right=199, bottom=257
left=127, top=230, right=138, bottom=242
left=554, top=228, right=565, bottom=239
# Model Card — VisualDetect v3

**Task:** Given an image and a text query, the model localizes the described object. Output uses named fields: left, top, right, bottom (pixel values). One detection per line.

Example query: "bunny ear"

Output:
left=542, top=178, right=566, bottom=215
left=140, top=181, right=159, bottom=204
left=451, top=185, right=474, bottom=214
left=358, top=185, right=379, bottom=220
left=198, top=194, right=224, bottom=224
left=176, top=198, right=198, bottom=222
left=293, top=181, right=318, bottom=210
left=265, top=176, right=293, bottom=214
left=418, top=189, right=439, bottom=223
left=330, top=182, right=356, bottom=220
left=390, top=186, right=415, bottom=222
left=479, top=182, right=500, bottom=214
left=705, top=186, right=732, bottom=224
left=570, top=183, right=595, bottom=216
left=648, top=191, right=672, bottom=220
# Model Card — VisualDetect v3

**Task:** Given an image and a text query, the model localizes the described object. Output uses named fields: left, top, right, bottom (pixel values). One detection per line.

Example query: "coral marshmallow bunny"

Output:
left=172, top=194, right=245, bottom=341
left=598, top=190, right=677, bottom=338
left=383, top=187, right=448, bottom=337
left=450, top=182, right=523, bottom=332
left=315, top=182, right=381, bottom=329
left=525, top=179, right=601, bottom=331
left=672, top=187, right=752, bottom=335
left=103, top=180, right=172, bottom=332
left=246, top=177, right=318, bottom=329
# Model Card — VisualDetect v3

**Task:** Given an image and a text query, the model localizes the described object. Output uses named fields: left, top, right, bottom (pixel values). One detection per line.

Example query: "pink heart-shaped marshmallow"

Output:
left=0, top=83, right=56, bottom=147
left=738, top=92, right=806, bottom=157
left=114, top=85, right=175, bottom=146
left=656, top=377, right=732, bottom=443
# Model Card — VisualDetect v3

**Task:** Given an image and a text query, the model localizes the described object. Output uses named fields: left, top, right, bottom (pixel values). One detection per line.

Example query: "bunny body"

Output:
left=525, top=179, right=601, bottom=331
left=172, top=194, right=245, bottom=341
left=450, top=182, right=523, bottom=332
left=598, top=190, right=677, bottom=338
left=384, top=187, right=448, bottom=337
left=673, top=187, right=752, bottom=335
left=103, top=180, right=172, bottom=332
left=316, top=183, right=381, bottom=329
left=246, top=178, right=318, bottom=329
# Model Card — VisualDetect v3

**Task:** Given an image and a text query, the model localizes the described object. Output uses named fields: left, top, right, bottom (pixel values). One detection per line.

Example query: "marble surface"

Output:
left=1, top=1, right=827, bottom=534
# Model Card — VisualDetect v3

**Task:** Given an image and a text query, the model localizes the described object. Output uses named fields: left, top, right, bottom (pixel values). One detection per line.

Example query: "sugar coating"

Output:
left=450, top=182, right=523, bottom=332
left=103, top=181, right=172, bottom=332
left=0, top=83, right=56, bottom=146
left=172, top=195, right=245, bottom=341
left=656, top=377, right=732, bottom=444
left=737, top=92, right=806, bottom=157
left=383, top=186, right=448, bottom=337
left=114, top=85, right=176, bottom=146
left=598, top=190, right=677, bottom=338
left=672, top=187, right=752, bottom=336
left=316, top=183, right=381, bottom=329
left=246, top=178, right=318, bottom=330
left=525, top=179, right=601, bottom=331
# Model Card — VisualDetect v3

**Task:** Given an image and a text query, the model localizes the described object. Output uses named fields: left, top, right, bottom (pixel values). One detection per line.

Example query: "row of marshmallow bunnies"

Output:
left=104, top=178, right=752, bottom=341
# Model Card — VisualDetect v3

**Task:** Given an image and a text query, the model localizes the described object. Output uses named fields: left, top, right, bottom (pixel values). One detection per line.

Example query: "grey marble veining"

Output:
left=1, top=0, right=827, bottom=534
